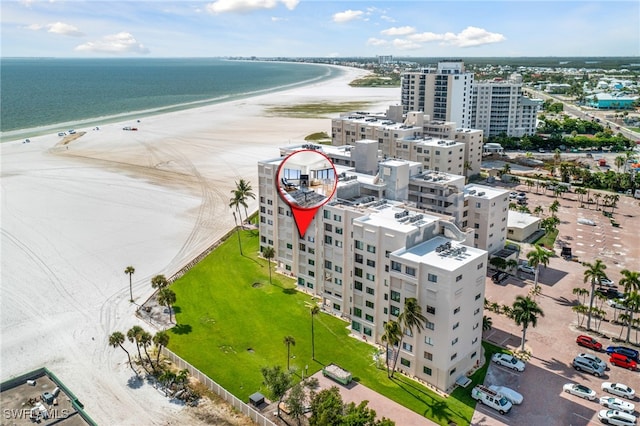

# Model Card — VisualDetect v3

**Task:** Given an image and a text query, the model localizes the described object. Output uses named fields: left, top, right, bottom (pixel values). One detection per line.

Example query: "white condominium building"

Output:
left=464, top=185, right=510, bottom=253
left=331, top=108, right=483, bottom=178
left=400, top=61, right=474, bottom=128
left=471, top=74, right=542, bottom=137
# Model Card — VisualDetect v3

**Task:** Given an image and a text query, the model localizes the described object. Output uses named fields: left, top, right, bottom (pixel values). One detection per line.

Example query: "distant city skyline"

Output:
left=1, top=1, right=638, bottom=58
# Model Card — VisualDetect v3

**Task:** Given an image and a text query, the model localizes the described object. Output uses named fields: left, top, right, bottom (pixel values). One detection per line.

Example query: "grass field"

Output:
left=168, top=229, right=494, bottom=425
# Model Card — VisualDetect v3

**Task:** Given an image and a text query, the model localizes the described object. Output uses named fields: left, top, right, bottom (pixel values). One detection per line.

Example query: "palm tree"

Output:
left=229, top=190, right=248, bottom=227
left=109, top=331, right=137, bottom=376
left=157, top=288, right=177, bottom=323
left=622, top=294, right=640, bottom=344
left=533, top=205, right=544, bottom=216
left=483, top=316, right=493, bottom=332
left=500, top=163, right=511, bottom=177
left=139, top=330, right=154, bottom=368
left=572, top=304, right=588, bottom=327
left=619, top=269, right=640, bottom=343
left=512, top=295, right=545, bottom=352
left=127, top=325, right=145, bottom=362
left=124, top=265, right=135, bottom=302
left=263, top=246, right=275, bottom=284
left=549, top=200, right=560, bottom=217
left=572, top=287, right=589, bottom=306
left=151, top=274, right=168, bottom=290
left=583, top=259, right=608, bottom=330
left=283, top=335, right=296, bottom=370
left=152, top=330, right=170, bottom=368
left=380, top=320, right=401, bottom=378
left=615, top=155, right=626, bottom=172
left=593, top=193, right=602, bottom=210
left=310, top=305, right=320, bottom=360
left=235, top=179, right=256, bottom=222
left=526, top=245, right=550, bottom=296
left=391, top=297, right=427, bottom=377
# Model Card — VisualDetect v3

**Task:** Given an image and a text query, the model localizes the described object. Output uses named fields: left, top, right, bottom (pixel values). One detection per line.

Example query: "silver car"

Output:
left=573, top=355, right=605, bottom=377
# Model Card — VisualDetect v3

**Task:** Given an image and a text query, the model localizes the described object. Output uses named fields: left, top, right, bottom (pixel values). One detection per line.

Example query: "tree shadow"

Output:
left=172, top=305, right=182, bottom=314
left=170, top=324, right=192, bottom=335
left=282, top=288, right=297, bottom=295
left=127, top=375, right=144, bottom=389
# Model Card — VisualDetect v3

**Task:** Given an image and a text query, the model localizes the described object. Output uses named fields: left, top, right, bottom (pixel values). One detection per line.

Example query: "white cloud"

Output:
left=206, top=0, right=299, bottom=14
left=380, top=15, right=395, bottom=23
left=332, top=9, right=364, bottom=23
left=392, top=38, right=421, bottom=50
left=367, top=37, right=388, bottom=47
left=47, top=22, right=84, bottom=37
left=25, top=23, right=43, bottom=31
left=408, top=26, right=505, bottom=48
left=381, top=26, right=415, bottom=36
left=75, top=32, right=150, bottom=55
left=271, top=16, right=287, bottom=22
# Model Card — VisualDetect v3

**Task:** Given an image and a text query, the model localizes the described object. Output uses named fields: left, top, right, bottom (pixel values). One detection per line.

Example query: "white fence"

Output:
left=161, top=347, right=276, bottom=426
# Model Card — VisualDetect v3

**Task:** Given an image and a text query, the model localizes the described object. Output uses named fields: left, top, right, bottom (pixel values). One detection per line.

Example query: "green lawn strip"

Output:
left=168, top=230, right=495, bottom=425
left=534, top=228, right=559, bottom=249
left=264, top=102, right=373, bottom=118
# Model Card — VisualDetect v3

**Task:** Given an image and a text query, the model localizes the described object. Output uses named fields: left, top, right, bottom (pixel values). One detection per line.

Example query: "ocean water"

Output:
left=0, top=58, right=340, bottom=141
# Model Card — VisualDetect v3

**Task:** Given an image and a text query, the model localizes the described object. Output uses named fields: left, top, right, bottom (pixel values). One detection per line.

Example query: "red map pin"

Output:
left=276, top=150, right=338, bottom=238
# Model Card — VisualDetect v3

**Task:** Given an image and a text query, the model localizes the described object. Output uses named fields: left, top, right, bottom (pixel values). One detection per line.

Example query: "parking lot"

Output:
left=472, top=181, right=640, bottom=426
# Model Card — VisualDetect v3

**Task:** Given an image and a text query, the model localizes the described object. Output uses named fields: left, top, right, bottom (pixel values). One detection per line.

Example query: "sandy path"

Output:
left=0, top=66, right=399, bottom=424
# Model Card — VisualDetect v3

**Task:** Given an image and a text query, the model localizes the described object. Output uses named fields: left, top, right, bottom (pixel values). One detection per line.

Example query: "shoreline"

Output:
left=0, top=66, right=399, bottom=424
left=0, top=60, right=344, bottom=143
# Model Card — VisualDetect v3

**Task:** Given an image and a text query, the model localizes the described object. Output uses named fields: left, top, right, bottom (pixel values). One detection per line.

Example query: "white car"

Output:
left=600, top=397, right=636, bottom=414
left=600, top=278, right=616, bottom=287
left=491, top=353, right=526, bottom=372
left=509, top=191, right=518, bottom=198
left=518, top=264, right=535, bottom=274
left=563, top=383, right=597, bottom=400
left=602, top=382, right=636, bottom=400
left=608, top=298, right=628, bottom=310
left=597, top=409, right=638, bottom=426
left=489, top=385, right=523, bottom=405
left=578, top=352, right=608, bottom=370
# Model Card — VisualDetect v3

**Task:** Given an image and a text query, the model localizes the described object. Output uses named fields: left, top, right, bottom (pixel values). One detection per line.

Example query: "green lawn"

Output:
left=168, top=230, right=494, bottom=425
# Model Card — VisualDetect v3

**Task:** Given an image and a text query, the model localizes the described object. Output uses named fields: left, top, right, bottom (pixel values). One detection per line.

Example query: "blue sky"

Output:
left=1, top=1, right=638, bottom=58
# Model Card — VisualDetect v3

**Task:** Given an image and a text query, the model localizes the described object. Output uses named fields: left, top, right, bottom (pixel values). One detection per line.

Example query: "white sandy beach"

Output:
left=0, top=66, right=399, bottom=424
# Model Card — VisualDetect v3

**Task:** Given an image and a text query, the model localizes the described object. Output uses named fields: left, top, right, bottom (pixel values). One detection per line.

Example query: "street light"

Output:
left=232, top=211, right=243, bottom=256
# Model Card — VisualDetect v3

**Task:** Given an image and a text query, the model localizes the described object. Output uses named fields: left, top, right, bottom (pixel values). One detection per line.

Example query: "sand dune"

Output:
left=0, top=66, right=399, bottom=424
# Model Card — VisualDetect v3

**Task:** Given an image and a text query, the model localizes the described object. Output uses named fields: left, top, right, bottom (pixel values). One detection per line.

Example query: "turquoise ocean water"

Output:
left=0, top=58, right=340, bottom=142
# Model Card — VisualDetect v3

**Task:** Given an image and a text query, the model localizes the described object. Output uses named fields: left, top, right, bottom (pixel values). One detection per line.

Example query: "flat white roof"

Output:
left=464, top=184, right=509, bottom=199
left=355, top=205, right=439, bottom=233
left=507, top=211, right=541, bottom=229
left=395, top=236, right=484, bottom=271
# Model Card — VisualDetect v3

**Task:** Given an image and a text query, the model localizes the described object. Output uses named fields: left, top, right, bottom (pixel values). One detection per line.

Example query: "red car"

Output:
left=610, top=353, right=638, bottom=370
left=576, top=335, right=602, bottom=351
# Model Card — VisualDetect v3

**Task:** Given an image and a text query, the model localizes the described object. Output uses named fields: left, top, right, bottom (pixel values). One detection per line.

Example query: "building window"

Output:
left=405, top=266, right=416, bottom=277
left=390, top=305, right=400, bottom=317
left=324, top=235, right=332, bottom=244
left=425, top=336, right=434, bottom=346
left=365, top=314, right=374, bottom=322
left=390, top=290, right=401, bottom=302
left=285, top=265, right=291, bottom=271
left=324, top=210, right=331, bottom=219
left=286, top=243, right=293, bottom=249
left=472, top=337, right=478, bottom=344
left=353, top=308, right=362, bottom=318
left=452, top=338, right=458, bottom=346
left=475, top=293, right=481, bottom=300
left=355, top=253, right=363, bottom=264
left=454, top=306, right=460, bottom=314
left=426, top=305, right=436, bottom=315
left=325, top=260, right=332, bottom=269
left=473, top=322, right=479, bottom=330
left=355, top=240, right=364, bottom=250
left=333, top=214, right=342, bottom=222
left=334, top=278, right=342, bottom=285
left=402, top=342, right=413, bottom=352
left=352, top=321, right=361, bottom=331
left=366, top=287, right=375, bottom=295
left=335, top=265, right=342, bottom=273
left=453, top=322, right=459, bottom=330
left=428, top=274, right=438, bottom=283
left=354, top=281, right=363, bottom=291
left=308, top=259, right=315, bottom=266
left=364, top=327, right=372, bottom=336
left=335, top=227, right=343, bottom=235
left=471, top=351, right=477, bottom=358
left=449, top=368, right=456, bottom=376
left=423, top=366, right=432, bottom=376
left=298, top=278, right=305, bottom=286
left=424, top=351, right=433, bottom=360
left=355, top=268, right=363, bottom=278
left=366, top=273, right=375, bottom=281
left=365, top=301, right=374, bottom=309
left=400, top=358, right=410, bottom=367
left=335, top=240, right=342, bottom=248
left=367, top=259, right=376, bottom=267
left=366, top=245, right=376, bottom=253
left=456, top=274, right=462, bottom=282
left=391, top=261, right=402, bottom=272
left=474, top=307, right=480, bottom=315
left=477, top=262, right=484, bottom=270
left=324, top=223, right=333, bottom=232
left=333, top=303, right=340, bottom=310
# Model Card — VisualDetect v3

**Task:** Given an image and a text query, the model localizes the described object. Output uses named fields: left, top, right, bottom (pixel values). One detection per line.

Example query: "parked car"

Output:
left=492, top=353, right=526, bottom=372
left=509, top=191, right=518, bottom=199
left=600, top=396, right=636, bottom=414
left=596, top=288, right=626, bottom=299
left=602, top=382, right=636, bottom=400
left=492, top=271, right=509, bottom=283
left=518, top=264, right=535, bottom=274
left=608, top=298, right=628, bottom=310
left=606, top=346, right=640, bottom=363
left=563, top=383, right=597, bottom=400
left=572, top=355, right=605, bottom=377
left=578, top=353, right=608, bottom=370
left=600, top=278, right=616, bottom=287
left=609, top=353, right=638, bottom=371
left=489, top=385, right=523, bottom=405
left=576, top=335, right=603, bottom=351
left=597, top=409, right=637, bottom=426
